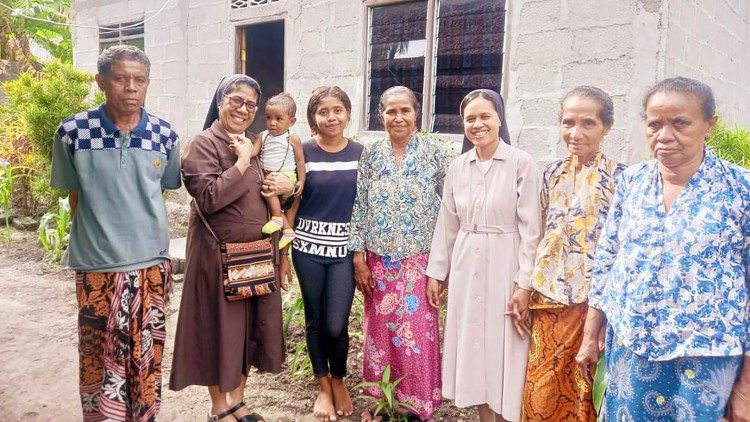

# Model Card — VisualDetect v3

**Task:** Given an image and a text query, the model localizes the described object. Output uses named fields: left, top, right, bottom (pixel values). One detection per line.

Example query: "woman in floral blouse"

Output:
left=521, top=86, right=626, bottom=421
left=349, top=86, right=453, bottom=421
left=577, top=77, right=750, bottom=421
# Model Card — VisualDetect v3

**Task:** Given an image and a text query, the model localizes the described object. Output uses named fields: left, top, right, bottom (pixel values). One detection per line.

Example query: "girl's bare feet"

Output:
left=314, top=376, right=337, bottom=421
left=331, top=377, right=354, bottom=417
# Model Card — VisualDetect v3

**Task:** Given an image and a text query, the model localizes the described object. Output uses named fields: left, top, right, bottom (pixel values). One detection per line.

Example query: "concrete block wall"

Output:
left=280, top=0, right=364, bottom=140
left=506, top=0, right=666, bottom=164
left=664, top=0, right=750, bottom=126
left=184, top=0, right=233, bottom=134
left=72, top=0, right=191, bottom=134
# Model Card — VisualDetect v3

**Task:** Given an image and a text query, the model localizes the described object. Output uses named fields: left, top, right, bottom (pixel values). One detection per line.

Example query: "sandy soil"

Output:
left=0, top=231, right=474, bottom=421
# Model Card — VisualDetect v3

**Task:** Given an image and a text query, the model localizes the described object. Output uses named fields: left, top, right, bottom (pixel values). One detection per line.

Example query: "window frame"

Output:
left=361, top=0, right=511, bottom=140
left=98, top=20, right=145, bottom=53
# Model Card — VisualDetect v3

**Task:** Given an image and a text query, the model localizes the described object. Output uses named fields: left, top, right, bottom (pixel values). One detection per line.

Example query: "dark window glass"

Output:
left=98, top=21, right=145, bottom=53
left=432, top=0, right=505, bottom=134
left=367, top=1, right=428, bottom=131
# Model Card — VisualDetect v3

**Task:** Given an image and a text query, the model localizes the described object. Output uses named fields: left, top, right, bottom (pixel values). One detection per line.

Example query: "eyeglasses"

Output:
left=226, top=95, right=258, bottom=111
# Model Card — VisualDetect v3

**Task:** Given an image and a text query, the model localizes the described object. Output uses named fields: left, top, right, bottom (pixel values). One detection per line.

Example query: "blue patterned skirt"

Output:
left=602, top=338, right=742, bottom=422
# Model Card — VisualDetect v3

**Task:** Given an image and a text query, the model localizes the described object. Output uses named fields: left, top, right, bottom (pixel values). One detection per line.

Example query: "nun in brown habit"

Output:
left=169, top=74, right=289, bottom=422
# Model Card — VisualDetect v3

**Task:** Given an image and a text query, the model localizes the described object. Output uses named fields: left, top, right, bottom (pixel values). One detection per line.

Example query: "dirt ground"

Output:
left=0, top=231, right=475, bottom=421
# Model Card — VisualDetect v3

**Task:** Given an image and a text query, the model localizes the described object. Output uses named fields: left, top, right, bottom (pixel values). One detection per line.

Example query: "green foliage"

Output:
left=281, top=279, right=314, bottom=380
left=0, top=162, right=14, bottom=242
left=707, top=119, right=750, bottom=169
left=356, top=364, right=419, bottom=421
left=289, top=339, right=313, bottom=381
left=282, top=290, right=305, bottom=340
left=38, top=195, right=71, bottom=262
left=349, top=296, right=364, bottom=341
left=0, top=59, right=99, bottom=209
left=592, top=354, right=607, bottom=416
left=3, top=59, right=96, bottom=159
left=418, top=129, right=460, bottom=157
left=1, top=0, right=72, bottom=64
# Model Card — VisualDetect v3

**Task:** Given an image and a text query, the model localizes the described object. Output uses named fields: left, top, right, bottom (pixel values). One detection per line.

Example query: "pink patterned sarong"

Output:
left=363, top=252, right=442, bottom=420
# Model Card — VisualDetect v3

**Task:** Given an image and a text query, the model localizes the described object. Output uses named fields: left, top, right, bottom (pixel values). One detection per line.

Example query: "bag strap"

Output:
left=192, top=199, right=220, bottom=244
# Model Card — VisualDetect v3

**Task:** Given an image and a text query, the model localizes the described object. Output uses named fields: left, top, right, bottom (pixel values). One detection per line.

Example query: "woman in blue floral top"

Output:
left=577, top=77, right=750, bottom=422
left=349, top=86, right=453, bottom=421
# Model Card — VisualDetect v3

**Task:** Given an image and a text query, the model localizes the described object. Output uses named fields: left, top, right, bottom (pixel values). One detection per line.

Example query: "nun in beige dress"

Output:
left=426, top=89, right=542, bottom=421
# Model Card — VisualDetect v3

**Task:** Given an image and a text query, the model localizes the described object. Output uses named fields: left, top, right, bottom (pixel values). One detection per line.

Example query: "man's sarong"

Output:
left=76, top=262, right=171, bottom=422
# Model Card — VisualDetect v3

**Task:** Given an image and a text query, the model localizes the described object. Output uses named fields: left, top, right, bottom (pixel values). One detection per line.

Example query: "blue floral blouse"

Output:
left=589, top=150, right=750, bottom=360
left=348, top=133, right=453, bottom=261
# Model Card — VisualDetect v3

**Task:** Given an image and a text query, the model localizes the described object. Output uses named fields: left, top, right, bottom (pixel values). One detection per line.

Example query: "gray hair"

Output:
left=378, top=85, right=421, bottom=117
left=97, top=45, right=151, bottom=76
left=642, top=77, right=716, bottom=121
left=219, top=78, right=262, bottom=106
left=560, top=86, right=615, bottom=129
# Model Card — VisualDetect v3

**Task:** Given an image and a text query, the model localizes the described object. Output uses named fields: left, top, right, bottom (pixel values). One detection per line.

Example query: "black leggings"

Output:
left=291, top=250, right=355, bottom=378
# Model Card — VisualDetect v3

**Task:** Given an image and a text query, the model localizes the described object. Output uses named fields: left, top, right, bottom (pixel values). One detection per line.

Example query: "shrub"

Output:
left=707, top=119, right=750, bottom=169
left=0, top=59, right=100, bottom=211
left=38, top=195, right=71, bottom=262
left=0, top=162, right=14, bottom=243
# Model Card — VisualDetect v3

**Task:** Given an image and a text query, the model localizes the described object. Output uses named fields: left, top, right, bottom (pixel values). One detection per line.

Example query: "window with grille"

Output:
left=99, top=21, right=145, bottom=52
left=365, top=0, right=506, bottom=134
left=230, top=0, right=280, bottom=10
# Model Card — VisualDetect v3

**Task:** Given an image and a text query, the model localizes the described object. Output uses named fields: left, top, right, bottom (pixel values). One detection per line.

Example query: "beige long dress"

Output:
left=426, top=142, right=542, bottom=421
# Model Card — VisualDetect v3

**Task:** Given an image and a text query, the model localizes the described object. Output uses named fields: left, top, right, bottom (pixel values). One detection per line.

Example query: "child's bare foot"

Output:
left=314, top=377, right=337, bottom=421
left=331, top=377, right=354, bottom=417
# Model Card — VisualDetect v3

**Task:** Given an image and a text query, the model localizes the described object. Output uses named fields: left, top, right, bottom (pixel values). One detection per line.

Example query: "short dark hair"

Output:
left=97, top=45, right=151, bottom=76
left=379, top=86, right=421, bottom=117
left=266, top=92, right=297, bottom=117
left=560, top=86, right=615, bottom=129
left=642, top=77, right=716, bottom=121
left=306, top=86, right=352, bottom=135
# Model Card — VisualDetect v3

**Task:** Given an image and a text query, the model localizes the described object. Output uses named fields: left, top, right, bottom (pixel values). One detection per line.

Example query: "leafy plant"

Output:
left=418, top=129, right=460, bottom=157
left=707, top=119, right=750, bottom=169
left=282, top=291, right=305, bottom=340
left=289, top=339, right=313, bottom=381
left=38, top=195, right=71, bottom=262
left=349, top=295, right=364, bottom=341
left=356, top=364, right=418, bottom=421
left=0, top=0, right=72, bottom=73
left=0, top=162, right=14, bottom=243
left=0, top=59, right=100, bottom=210
left=592, top=354, right=607, bottom=416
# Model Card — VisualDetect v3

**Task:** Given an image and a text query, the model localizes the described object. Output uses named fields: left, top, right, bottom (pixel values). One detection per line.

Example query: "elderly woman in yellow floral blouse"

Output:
left=521, top=86, right=626, bottom=421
